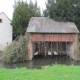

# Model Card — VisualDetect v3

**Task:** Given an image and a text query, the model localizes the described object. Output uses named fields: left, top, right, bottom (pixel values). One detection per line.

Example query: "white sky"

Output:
left=0, top=0, right=46, bottom=20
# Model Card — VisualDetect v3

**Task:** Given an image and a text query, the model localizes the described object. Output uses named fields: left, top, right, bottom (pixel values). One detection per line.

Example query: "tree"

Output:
left=12, top=0, right=41, bottom=38
left=28, top=0, right=41, bottom=17
left=43, top=0, right=80, bottom=30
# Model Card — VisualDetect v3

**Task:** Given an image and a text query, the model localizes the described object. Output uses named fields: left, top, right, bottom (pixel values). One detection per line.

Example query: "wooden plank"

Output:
left=31, top=34, right=74, bottom=42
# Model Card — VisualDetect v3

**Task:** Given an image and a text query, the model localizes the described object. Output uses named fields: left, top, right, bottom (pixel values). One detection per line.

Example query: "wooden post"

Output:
left=66, top=42, right=68, bottom=59
left=39, top=41, right=40, bottom=55
left=51, top=42, right=52, bottom=53
left=60, top=42, right=62, bottom=59
left=40, top=42, right=42, bottom=54
left=33, top=42, right=35, bottom=55
left=44, top=42, right=46, bottom=57
left=53, top=42, right=54, bottom=59
left=57, top=42, right=58, bottom=59
left=58, top=42, right=61, bottom=54
left=51, top=42, right=52, bottom=58
left=57, top=42, right=58, bottom=54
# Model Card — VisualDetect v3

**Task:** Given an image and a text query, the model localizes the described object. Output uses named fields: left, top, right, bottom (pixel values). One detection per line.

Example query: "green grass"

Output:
left=0, top=65, right=80, bottom=80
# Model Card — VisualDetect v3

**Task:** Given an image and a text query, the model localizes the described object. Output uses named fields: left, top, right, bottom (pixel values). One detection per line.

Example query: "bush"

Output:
left=0, top=51, right=3, bottom=55
left=0, top=51, right=4, bottom=60
left=3, top=33, right=30, bottom=63
left=78, top=35, right=80, bottom=42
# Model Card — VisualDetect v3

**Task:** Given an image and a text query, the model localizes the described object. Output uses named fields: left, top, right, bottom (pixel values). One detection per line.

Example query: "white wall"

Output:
left=0, top=13, right=13, bottom=50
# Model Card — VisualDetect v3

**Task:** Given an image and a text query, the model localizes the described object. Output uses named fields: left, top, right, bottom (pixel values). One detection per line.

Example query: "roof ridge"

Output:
left=0, top=12, right=11, bottom=21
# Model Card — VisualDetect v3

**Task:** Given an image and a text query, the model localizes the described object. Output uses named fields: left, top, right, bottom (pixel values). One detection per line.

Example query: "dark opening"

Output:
left=33, top=42, right=68, bottom=56
left=33, top=41, right=73, bottom=60
left=62, top=42, right=66, bottom=51
left=0, top=19, right=2, bottom=23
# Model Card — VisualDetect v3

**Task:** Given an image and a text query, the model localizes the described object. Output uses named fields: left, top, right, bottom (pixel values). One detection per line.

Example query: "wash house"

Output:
left=27, top=17, right=79, bottom=60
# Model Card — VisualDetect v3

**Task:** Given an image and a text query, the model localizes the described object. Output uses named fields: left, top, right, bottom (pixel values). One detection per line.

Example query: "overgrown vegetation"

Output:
left=0, top=51, right=4, bottom=60
left=0, top=51, right=3, bottom=55
left=0, top=65, right=80, bottom=80
left=3, top=33, right=30, bottom=63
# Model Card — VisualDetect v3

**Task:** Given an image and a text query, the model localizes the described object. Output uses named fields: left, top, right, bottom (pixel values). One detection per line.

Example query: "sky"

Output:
left=0, top=0, right=46, bottom=20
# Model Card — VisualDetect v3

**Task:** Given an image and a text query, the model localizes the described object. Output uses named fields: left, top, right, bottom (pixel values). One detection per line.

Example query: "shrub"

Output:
left=0, top=51, right=4, bottom=60
left=78, top=36, right=80, bottom=42
left=3, top=33, right=30, bottom=63
left=0, top=51, right=3, bottom=55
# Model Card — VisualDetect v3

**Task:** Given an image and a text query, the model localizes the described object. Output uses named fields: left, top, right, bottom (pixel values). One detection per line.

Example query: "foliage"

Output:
left=3, top=33, right=30, bottom=63
left=43, top=0, right=80, bottom=30
left=0, top=51, right=3, bottom=55
left=28, top=0, right=41, bottom=17
left=78, top=33, right=80, bottom=42
left=12, top=0, right=41, bottom=38
left=0, top=51, right=4, bottom=60
left=0, top=65, right=80, bottom=80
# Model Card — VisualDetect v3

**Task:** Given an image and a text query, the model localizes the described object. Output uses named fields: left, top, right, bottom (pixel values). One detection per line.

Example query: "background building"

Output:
left=0, top=12, right=13, bottom=50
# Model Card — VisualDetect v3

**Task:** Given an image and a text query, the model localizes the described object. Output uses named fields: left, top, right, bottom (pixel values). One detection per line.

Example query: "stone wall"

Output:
left=28, top=40, right=33, bottom=60
left=74, top=34, right=79, bottom=60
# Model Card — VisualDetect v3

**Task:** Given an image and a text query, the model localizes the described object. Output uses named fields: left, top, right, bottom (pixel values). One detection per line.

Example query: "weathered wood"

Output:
left=57, top=42, right=58, bottom=54
left=66, top=42, right=68, bottom=59
left=31, top=34, right=74, bottom=42
left=51, top=42, right=52, bottom=54
left=44, top=42, right=46, bottom=57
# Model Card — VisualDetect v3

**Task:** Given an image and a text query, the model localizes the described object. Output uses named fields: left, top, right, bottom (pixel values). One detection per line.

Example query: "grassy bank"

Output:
left=0, top=65, right=80, bottom=80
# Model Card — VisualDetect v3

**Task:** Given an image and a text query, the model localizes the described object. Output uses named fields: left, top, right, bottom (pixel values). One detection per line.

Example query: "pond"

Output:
left=0, top=55, right=80, bottom=69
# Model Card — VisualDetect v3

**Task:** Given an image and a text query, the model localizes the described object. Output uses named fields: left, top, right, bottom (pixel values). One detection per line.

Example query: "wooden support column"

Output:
left=44, top=42, right=47, bottom=57
left=57, top=42, right=58, bottom=54
left=66, top=42, right=68, bottom=59
left=51, top=42, right=52, bottom=54
left=38, top=41, right=40, bottom=55
left=60, top=42, right=62, bottom=59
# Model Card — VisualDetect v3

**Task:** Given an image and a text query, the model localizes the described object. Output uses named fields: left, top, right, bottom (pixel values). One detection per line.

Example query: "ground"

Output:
left=0, top=65, right=80, bottom=80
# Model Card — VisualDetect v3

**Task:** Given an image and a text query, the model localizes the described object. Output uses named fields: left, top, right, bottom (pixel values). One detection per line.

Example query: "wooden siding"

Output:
left=30, top=34, right=75, bottom=42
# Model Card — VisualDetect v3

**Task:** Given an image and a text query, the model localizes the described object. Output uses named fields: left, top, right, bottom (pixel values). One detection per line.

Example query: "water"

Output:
left=0, top=55, right=80, bottom=69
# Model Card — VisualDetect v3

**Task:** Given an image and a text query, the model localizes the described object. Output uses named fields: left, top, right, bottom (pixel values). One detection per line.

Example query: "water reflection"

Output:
left=0, top=56, right=80, bottom=69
